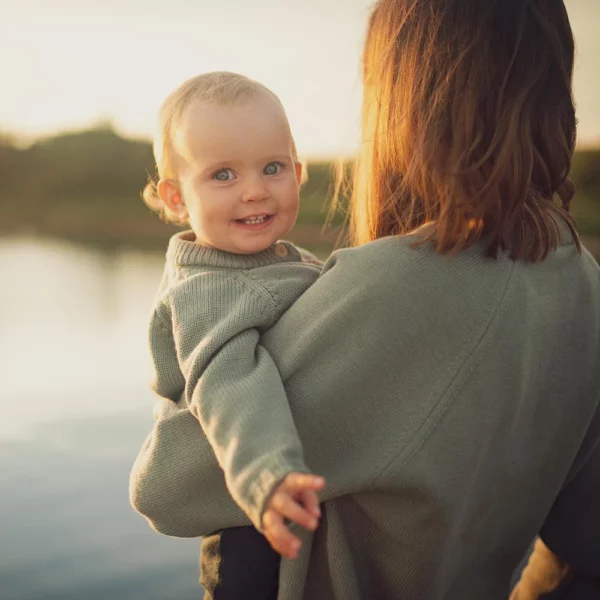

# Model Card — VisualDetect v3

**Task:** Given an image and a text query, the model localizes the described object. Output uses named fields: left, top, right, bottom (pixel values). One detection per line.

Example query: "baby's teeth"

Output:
left=244, top=215, right=267, bottom=224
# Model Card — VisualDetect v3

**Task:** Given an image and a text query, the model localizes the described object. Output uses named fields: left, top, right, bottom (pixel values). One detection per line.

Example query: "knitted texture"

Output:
left=131, top=226, right=600, bottom=600
left=142, top=230, right=321, bottom=529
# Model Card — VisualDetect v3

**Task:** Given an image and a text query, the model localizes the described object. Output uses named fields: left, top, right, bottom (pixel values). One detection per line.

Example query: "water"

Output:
left=0, top=237, right=202, bottom=600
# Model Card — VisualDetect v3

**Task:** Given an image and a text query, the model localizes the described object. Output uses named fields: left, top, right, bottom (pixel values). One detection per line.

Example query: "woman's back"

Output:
left=263, top=228, right=600, bottom=599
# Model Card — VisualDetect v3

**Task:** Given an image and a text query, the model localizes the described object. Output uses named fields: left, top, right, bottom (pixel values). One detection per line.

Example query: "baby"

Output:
left=139, top=72, right=325, bottom=599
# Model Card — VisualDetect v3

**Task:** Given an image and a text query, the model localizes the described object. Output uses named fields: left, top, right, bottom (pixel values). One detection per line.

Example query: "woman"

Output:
left=130, top=1, right=600, bottom=598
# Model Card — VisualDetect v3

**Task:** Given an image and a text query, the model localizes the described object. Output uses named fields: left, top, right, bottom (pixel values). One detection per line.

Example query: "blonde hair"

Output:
left=143, top=71, right=302, bottom=224
left=343, top=0, right=580, bottom=262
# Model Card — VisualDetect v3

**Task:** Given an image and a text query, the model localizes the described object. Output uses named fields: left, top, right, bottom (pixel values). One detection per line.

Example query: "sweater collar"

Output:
left=166, top=230, right=303, bottom=269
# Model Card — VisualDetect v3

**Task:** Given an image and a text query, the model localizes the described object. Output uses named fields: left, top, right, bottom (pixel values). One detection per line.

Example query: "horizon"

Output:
left=5, top=121, right=600, bottom=163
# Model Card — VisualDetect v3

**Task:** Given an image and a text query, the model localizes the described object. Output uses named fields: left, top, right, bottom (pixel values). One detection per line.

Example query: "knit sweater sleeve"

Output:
left=162, top=270, right=310, bottom=530
left=147, top=265, right=186, bottom=402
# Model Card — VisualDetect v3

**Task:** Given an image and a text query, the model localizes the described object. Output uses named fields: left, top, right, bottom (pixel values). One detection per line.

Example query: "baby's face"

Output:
left=173, top=96, right=301, bottom=254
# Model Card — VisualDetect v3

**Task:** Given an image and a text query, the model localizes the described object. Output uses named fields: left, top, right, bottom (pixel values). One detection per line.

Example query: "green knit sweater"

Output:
left=131, top=224, right=600, bottom=600
left=145, top=230, right=321, bottom=528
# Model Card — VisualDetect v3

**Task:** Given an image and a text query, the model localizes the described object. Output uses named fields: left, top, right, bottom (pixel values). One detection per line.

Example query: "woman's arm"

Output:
left=130, top=394, right=249, bottom=537
left=509, top=538, right=572, bottom=600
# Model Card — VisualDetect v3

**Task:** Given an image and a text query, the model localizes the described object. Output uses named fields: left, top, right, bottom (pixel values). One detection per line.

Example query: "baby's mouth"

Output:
left=235, top=214, right=273, bottom=225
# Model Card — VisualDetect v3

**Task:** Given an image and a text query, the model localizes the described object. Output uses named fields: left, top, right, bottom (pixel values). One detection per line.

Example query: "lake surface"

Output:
left=0, top=237, right=202, bottom=600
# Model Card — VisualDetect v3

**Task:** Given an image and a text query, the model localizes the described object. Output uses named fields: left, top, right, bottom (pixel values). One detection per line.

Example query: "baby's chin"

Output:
left=228, top=237, right=281, bottom=255
left=199, top=233, right=282, bottom=255
left=192, top=228, right=284, bottom=255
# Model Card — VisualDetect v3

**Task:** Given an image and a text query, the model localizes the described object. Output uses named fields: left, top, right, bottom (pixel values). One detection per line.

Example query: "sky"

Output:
left=2, top=0, right=599, bottom=158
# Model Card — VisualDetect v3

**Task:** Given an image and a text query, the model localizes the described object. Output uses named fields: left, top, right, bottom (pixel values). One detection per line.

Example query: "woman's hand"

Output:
left=509, top=539, right=572, bottom=600
left=262, top=472, right=325, bottom=559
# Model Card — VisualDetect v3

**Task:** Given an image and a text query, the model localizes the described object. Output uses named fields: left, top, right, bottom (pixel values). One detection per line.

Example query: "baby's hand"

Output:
left=262, top=472, right=325, bottom=559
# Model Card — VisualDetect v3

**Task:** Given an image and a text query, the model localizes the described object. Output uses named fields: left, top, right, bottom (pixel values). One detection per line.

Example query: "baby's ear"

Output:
left=296, top=160, right=309, bottom=187
left=157, top=179, right=188, bottom=219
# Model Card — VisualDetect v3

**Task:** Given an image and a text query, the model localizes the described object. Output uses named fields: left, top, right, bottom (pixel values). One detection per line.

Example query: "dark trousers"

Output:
left=200, top=526, right=280, bottom=600
left=540, top=572, right=600, bottom=599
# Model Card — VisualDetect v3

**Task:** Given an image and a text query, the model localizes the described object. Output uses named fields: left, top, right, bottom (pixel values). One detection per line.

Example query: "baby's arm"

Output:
left=169, top=271, right=322, bottom=535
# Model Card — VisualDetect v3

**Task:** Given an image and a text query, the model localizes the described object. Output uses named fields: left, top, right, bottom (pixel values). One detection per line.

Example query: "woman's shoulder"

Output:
left=323, top=233, right=503, bottom=294
left=327, top=234, right=430, bottom=268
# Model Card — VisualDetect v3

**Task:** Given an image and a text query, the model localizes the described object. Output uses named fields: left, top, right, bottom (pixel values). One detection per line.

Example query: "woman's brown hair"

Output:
left=350, top=0, right=580, bottom=261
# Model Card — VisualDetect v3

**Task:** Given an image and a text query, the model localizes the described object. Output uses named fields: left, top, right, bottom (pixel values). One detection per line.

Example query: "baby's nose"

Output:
left=241, top=175, right=270, bottom=203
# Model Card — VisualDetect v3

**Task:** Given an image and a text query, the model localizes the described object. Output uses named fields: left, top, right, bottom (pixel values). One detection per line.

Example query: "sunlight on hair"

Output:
left=349, top=0, right=582, bottom=261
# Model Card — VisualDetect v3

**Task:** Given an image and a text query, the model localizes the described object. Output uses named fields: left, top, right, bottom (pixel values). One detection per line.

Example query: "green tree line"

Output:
left=1, top=125, right=598, bottom=252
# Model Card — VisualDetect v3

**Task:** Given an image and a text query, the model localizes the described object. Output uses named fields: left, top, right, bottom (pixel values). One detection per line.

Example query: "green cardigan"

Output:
left=131, top=224, right=600, bottom=600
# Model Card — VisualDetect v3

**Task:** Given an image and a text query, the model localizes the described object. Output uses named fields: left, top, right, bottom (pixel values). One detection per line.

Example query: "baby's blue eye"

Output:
left=263, top=162, right=282, bottom=176
left=213, top=169, right=234, bottom=181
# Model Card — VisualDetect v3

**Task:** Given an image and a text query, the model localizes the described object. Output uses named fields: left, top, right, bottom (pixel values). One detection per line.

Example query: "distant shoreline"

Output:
left=1, top=226, right=597, bottom=264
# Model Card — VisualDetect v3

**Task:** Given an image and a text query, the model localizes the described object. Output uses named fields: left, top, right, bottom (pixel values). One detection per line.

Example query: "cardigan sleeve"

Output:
left=165, top=271, right=310, bottom=529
